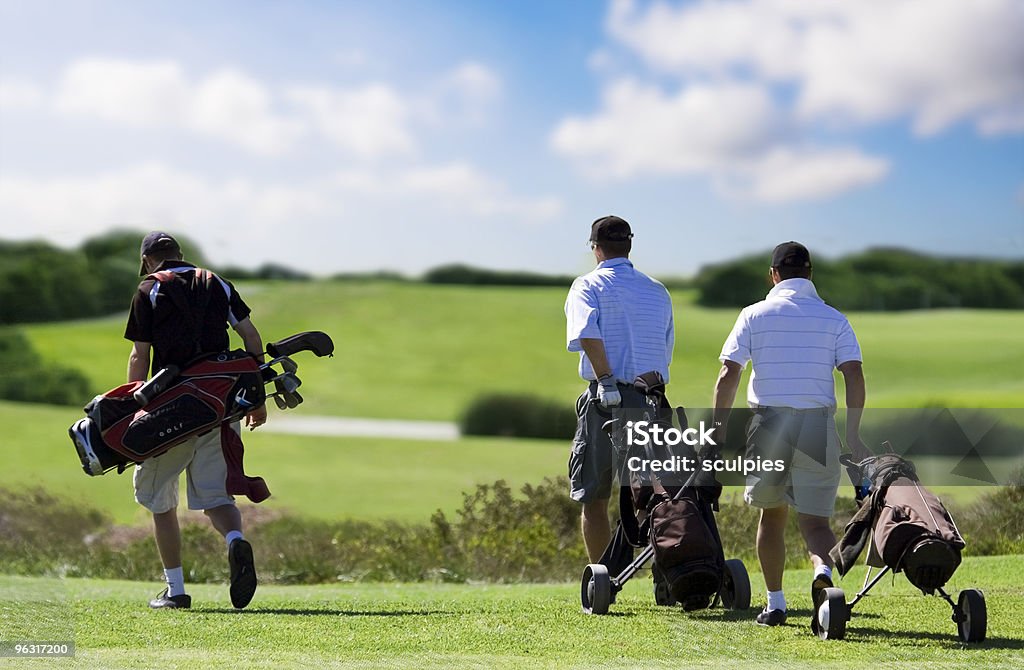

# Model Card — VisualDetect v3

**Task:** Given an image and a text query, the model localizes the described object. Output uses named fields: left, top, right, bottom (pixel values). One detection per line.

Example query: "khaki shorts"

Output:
left=568, top=382, right=648, bottom=503
left=743, top=407, right=841, bottom=518
left=133, top=423, right=238, bottom=514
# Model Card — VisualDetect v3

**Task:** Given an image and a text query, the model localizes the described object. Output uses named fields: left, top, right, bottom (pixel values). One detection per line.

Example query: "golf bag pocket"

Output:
left=874, top=479, right=964, bottom=591
left=650, top=490, right=724, bottom=608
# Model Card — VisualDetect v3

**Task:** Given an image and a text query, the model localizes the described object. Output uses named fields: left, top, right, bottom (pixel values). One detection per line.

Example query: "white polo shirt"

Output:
left=565, top=257, right=674, bottom=383
left=720, top=278, right=861, bottom=409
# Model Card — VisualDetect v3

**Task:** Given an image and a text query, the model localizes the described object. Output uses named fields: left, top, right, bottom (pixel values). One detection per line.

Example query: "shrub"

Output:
left=423, top=264, right=574, bottom=287
left=0, top=329, right=91, bottom=405
left=460, top=393, right=576, bottom=440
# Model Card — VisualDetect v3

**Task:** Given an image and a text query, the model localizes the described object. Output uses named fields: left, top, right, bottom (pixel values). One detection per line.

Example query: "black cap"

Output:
left=139, top=231, right=181, bottom=276
left=589, top=215, right=633, bottom=243
left=770, top=241, right=812, bottom=269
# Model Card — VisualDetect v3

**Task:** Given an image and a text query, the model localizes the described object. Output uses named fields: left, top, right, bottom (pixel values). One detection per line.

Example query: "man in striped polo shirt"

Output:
left=712, top=242, right=869, bottom=628
left=565, top=215, right=675, bottom=562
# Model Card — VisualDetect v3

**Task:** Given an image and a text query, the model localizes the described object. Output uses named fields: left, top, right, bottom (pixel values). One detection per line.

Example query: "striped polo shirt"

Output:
left=720, top=278, right=861, bottom=408
left=565, top=257, right=674, bottom=383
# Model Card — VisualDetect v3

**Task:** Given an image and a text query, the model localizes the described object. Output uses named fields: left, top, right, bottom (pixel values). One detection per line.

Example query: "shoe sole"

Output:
left=229, top=540, right=258, bottom=609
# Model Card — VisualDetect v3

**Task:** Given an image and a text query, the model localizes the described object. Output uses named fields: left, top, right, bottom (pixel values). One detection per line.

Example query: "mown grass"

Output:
left=1, top=555, right=1022, bottom=669
left=20, top=281, right=1024, bottom=420
left=0, top=401, right=567, bottom=525
left=1, top=400, right=1000, bottom=526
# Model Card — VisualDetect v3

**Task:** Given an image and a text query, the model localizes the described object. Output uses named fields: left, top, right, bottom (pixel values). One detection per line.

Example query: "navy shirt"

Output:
left=124, top=261, right=251, bottom=375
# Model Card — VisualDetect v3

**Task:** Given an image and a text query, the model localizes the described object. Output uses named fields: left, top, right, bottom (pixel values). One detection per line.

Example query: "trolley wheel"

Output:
left=815, top=587, right=848, bottom=640
left=957, top=589, right=987, bottom=643
left=581, top=564, right=611, bottom=615
left=721, top=558, right=751, bottom=610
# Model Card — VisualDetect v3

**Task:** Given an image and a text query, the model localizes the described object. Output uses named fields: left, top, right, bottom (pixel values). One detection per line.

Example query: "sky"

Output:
left=0, top=0, right=1022, bottom=277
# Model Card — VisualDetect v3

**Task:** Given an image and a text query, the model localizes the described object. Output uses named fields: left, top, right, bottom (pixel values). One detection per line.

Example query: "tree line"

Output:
left=2, top=233, right=1021, bottom=326
left=695, top=247, right=1024, bottom=311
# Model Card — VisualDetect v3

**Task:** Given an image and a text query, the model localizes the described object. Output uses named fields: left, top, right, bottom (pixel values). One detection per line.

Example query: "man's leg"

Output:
left=204, top=504, right=242, bottom=536
left=188, top=427, right=257, bottom=609
left=757, top=504, right=789, bottom=592
left=152, top=508, right=182, bottom=569
left=797, top=512, right=836, bottom=571
left=581, top=498, right=611, bottom=563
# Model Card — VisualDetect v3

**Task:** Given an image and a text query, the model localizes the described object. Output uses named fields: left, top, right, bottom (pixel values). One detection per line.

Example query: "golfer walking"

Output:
left=565, top=216, right=674, bottom=562
left=712, top=242, right=869, bottom=627
left=125, top=232, right=266, bottom=609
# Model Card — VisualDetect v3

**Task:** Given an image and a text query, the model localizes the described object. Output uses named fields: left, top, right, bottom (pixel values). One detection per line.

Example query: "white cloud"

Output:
left=0, top=78, right=44, bottom=110
left=0, top=162, right=562, bottom=270
left=285, top=83, right=415, bottom=158
left=727, top=147, right=890, bottom=203
left=552, top=80, right=785, bottom=179
left=607, top=0, right=1024, bottom=137
left=551, top=77, right=889, bottom=202
left=419, top=61, right=504, bottom=127
left=53, top=58, right=302, bottom=155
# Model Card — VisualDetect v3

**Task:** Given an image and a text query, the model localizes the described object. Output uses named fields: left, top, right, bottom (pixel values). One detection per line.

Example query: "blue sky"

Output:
left=1, top=0, right=1021, bottom=276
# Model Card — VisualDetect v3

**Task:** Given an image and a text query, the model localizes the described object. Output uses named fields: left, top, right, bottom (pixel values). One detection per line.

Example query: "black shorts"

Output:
left=567, top=382, right=648, bottom=503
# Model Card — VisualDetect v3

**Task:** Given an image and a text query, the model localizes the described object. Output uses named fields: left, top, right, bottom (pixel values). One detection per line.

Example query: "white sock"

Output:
left=225, top=530, right=244, bottom=548
left=767, top=589, right=786, bottom=612
left=815, top=565, right=833, bottom=582
left=164, top=566, right=185, bottom=597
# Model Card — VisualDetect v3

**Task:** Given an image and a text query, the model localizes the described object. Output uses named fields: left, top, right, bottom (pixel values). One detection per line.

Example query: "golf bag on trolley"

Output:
left=69, top=331, right=334, bottom=478
left=812, top=450, right=985, bottom=643
left=832, top=453, right=965, bottom=592
left=581, top=371, right=749, bottom=615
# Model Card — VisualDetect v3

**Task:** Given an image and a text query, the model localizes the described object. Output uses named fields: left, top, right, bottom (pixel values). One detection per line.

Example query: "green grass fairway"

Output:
left=20, top=281, right=1024, bottom=421
left=1, top=401, right=567, bottom=525
left=2, top=556, right=1022, bottom=669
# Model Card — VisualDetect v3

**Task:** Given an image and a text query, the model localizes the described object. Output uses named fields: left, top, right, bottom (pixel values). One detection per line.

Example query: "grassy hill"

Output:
left=19, top=280, right=1024, bottom=421
left=3, top=555, right=1022, bottom=668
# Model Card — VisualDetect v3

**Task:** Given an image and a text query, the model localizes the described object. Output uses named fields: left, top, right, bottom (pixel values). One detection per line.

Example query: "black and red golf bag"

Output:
left=69, top=330, right=333, bottom=477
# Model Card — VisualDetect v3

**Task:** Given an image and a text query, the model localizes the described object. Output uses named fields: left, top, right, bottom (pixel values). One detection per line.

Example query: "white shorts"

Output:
left=133, top=423, right=239, bottom=514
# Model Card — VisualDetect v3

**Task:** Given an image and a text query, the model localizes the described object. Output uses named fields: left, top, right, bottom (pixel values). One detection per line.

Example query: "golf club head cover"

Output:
left=266, top=331, right=334, bottom=359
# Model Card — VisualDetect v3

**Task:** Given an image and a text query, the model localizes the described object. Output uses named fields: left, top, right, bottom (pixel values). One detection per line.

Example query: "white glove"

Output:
left=596, top=374, right=622, bottom=408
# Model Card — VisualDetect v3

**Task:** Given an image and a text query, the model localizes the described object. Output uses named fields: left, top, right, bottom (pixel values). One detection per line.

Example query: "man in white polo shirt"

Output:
left=712, top=241, right=869, bottom=628
left=565, top=215, right=674, bottom=562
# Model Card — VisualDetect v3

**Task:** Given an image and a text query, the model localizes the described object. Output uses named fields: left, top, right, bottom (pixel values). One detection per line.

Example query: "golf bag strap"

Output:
left=220, top=424, right=271, bottom=504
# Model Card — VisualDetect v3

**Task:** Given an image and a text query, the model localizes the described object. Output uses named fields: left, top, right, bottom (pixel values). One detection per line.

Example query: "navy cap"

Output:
left=770, top=241, right=812, bottom=269
left=139, top=231, right=181, bottom=276
left=589, top=215, right=633, bottom=243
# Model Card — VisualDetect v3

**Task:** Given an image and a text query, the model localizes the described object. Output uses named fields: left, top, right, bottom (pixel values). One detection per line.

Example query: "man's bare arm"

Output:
left=233, top=317, right=265, bottom=363
left=127, top=341, right=152, bottom=383
left=838, top=360, right=869, bottom=460
left=579, top=338, right=612, bottom=379
left=712, top=361, right=743, bottom=443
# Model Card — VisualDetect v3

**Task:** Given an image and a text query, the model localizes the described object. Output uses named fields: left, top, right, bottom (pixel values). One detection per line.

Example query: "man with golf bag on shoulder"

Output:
left=125, top=231, right=265, bottom=610
left=564, top=216, right=675, bottom=562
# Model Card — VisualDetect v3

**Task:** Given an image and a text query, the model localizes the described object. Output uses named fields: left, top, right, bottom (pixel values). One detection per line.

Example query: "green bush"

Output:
left=0, top=329, right=91, bottom=405
left=957, top=469, right=1024, bottom=556
left=3, top=475, right=1019, bottom=585
left=460, top=393, right=576, bottom=440
left=424, top=264, right=574, bottom=287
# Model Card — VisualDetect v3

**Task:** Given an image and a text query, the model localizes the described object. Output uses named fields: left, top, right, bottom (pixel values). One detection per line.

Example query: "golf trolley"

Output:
left=580, top=374, right=751, bottom=615
left=813, top=451, right=987, bottom=643
left=70, top=331, right=334, bottom=476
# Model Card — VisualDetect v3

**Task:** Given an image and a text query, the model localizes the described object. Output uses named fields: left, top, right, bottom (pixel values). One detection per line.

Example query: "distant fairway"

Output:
left=20, top=280, right=1024, bottom=421
left=1, top=401, right=567, bottom=525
